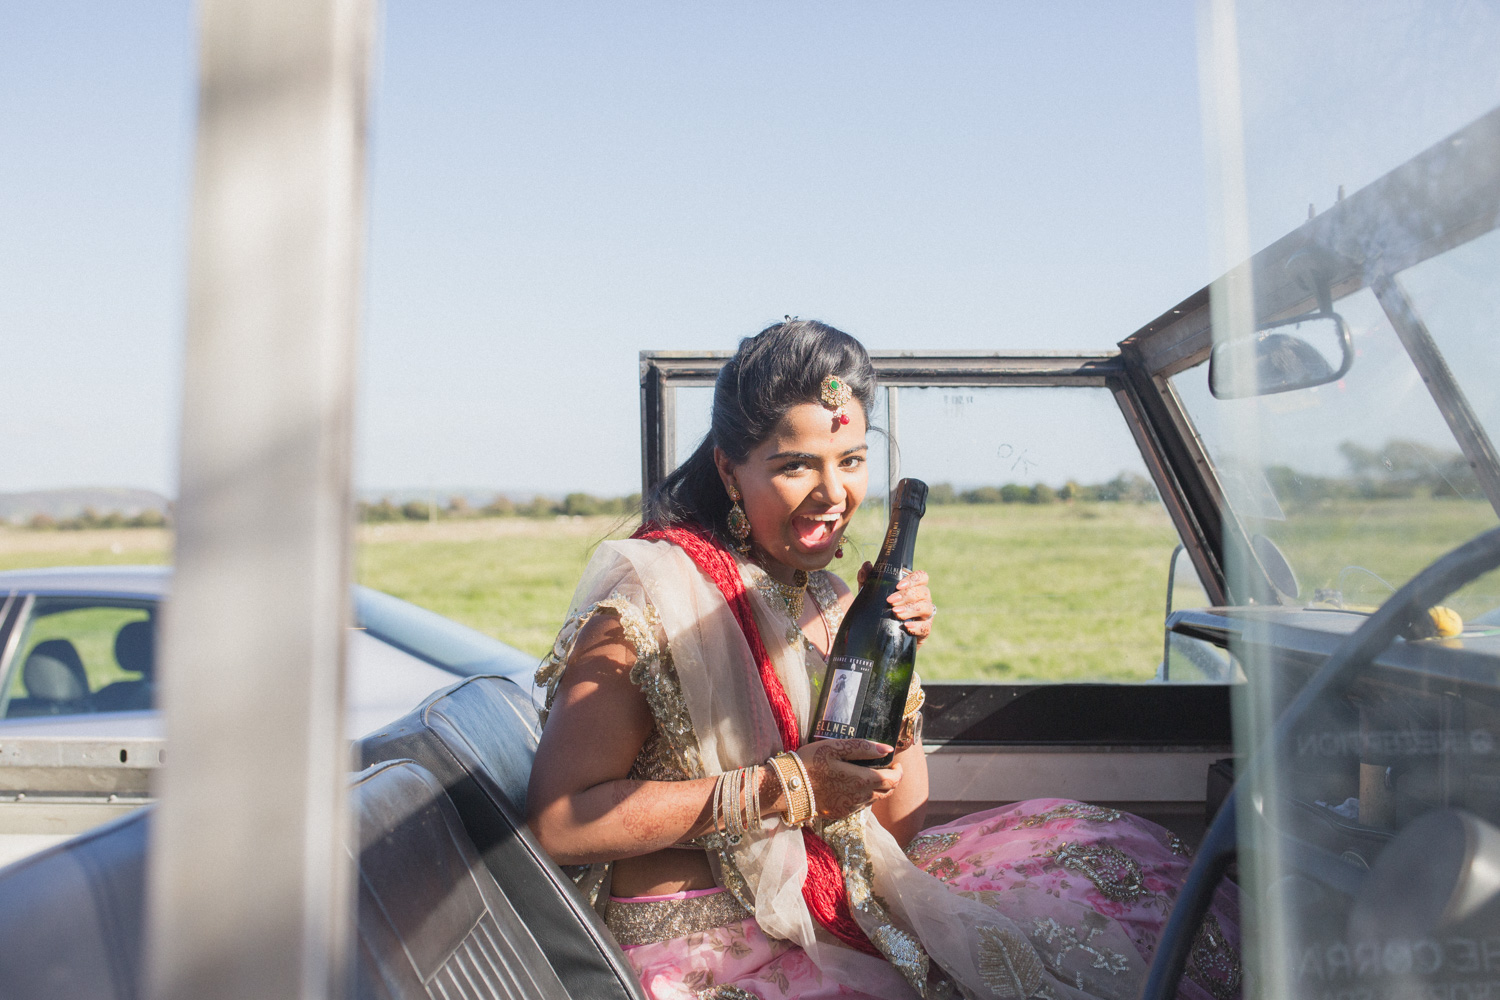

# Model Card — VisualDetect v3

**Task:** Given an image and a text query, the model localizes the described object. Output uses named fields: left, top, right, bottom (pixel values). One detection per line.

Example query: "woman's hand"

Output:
left=858, top=563, right=937, bottom=648
left=796, top=738, right=902, bottom=821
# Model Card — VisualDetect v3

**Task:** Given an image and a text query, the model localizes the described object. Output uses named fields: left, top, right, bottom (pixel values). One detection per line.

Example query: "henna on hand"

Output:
left=799, top=739, right=902, bottom=820
left=890, top=568, right=937, bottom=647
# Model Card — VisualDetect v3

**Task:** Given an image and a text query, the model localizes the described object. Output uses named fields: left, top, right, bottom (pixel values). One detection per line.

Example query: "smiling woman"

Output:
left=525, top=320, right=1240, bottom=1000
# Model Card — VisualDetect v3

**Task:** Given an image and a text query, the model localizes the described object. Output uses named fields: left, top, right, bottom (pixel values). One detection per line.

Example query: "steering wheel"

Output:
left=1140, top=526, right=1500, bottom=1000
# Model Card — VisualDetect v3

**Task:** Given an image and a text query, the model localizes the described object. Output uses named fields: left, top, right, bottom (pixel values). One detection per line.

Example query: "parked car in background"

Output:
left=0, top=566, right=539, bottom=740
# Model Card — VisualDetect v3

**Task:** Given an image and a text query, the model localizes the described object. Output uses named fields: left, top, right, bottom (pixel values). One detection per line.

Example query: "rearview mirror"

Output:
left=1209, top=310, right=1354, bottom=399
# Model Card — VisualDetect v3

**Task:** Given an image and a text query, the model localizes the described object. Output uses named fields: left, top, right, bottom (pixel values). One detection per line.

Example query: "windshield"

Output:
left=1193, top=8, right=1500, bottom=1000
left=1172, top=275, right=1500, bottom=617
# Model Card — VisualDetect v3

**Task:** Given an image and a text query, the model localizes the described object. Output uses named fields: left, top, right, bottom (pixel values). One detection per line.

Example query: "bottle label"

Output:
left=813, top=654, right=874, bottom=739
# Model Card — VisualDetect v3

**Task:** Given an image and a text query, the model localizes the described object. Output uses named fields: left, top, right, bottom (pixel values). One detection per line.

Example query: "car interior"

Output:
left=0, top=673, right=646, bottom=1000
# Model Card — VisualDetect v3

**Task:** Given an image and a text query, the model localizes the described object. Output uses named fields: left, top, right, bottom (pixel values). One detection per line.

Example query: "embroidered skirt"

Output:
left=611, top=799, right=1241, bottom=1000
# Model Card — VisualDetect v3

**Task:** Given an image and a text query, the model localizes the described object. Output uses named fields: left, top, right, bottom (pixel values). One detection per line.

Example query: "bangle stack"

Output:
left=767, top=751, right=816, bottom=827
left=712, top=765, right=763, bottom=845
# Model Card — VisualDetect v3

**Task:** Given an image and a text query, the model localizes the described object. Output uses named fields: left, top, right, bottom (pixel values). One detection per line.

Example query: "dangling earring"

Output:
left=835, top=542, right=845, bottom=559
left=727, top=484, right=752, bottom=554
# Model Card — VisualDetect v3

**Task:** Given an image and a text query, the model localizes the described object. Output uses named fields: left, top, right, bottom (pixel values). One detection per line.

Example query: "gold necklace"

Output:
left=762, top=568, right=809, bottom=623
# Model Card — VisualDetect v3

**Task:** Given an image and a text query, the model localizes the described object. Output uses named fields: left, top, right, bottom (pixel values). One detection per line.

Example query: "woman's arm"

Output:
left=526, top=613, right=903, bottom=865
left=871, top=740, right=927, bottom=846
left=526, top=614, right=719, bottom=865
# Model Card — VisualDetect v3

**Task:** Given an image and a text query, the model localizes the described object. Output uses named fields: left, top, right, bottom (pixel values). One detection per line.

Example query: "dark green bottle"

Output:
left=811, top=478, right=927, bottom=767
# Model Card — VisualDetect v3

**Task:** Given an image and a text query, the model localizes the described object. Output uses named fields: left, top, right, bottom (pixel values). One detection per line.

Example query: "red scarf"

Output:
left=633, top=523, right=878, bottom=956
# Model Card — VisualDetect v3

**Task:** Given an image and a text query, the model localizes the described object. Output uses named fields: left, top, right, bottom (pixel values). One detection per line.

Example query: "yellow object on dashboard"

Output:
left=1428, top=605, right=1464, bottom=638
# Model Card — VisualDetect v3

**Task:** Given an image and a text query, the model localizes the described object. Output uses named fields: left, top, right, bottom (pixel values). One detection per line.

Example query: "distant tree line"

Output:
left=356, top=492, right=643, bottom=523
left=26, top=508, right=169, bottom=531
left=926, top=472, right=1161, bottom=506
left=1261, top=439, right=1481, bottom=505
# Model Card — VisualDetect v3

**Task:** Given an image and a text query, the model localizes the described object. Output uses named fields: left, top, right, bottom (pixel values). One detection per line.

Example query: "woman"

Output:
left=527, top=321, right=1239, bottom=1000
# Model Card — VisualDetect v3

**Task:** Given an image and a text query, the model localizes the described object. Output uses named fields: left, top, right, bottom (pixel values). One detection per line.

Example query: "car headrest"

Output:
left=23, top=640, right=88, bottom=702
left=113, top=621, right=155, bottom=678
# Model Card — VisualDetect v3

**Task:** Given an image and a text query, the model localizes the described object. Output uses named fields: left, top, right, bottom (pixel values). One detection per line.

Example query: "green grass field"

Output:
left=3, top=497, right=1495, bottom=685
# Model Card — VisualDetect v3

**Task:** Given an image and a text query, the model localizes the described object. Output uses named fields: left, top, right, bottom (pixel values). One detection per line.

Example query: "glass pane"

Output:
left=1398, top=226, right=1500, bottom=456
left=3, top=599, right=155, bottom=717
left=1172, top=288, right=1500, bottom=616
left=1198, top=7, right=1500, bottom=1000
left=885, top=385, right=1201, bottom=682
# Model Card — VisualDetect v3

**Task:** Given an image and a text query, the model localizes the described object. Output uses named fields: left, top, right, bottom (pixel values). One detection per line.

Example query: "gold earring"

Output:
left=727, top=484, right=752, bottom=554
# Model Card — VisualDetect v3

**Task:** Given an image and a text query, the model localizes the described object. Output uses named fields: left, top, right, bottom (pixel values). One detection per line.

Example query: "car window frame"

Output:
left=0, top=593, right=159, bottom=719
left=641, top=349, right=1228, bottom=606
left=640, top=351, right=1241, bottom=753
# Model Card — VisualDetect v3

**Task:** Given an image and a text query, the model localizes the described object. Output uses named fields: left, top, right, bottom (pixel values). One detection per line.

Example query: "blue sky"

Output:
left=2, top=3, right=1495, bottom=499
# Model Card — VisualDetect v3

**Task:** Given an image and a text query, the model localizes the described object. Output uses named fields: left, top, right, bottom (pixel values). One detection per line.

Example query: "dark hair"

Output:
left=643, top=319, right=877, bottom=543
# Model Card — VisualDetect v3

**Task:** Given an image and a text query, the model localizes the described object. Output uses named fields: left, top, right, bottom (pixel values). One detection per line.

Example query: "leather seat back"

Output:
left=0, top=808, right=147, bottom=999
left=359, top=676, right=644, bottom=1000
left=352, top=759, right=568, bottom=1000
left=93, top=621, right=156, bottom=712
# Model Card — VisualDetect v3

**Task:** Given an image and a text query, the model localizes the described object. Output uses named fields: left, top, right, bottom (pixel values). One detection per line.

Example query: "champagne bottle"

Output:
left=810, top=478, right=927, bottom=767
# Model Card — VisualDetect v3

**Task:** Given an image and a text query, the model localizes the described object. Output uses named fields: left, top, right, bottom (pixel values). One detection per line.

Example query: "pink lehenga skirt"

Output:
left=608, top=799, right=1241, bottom=1000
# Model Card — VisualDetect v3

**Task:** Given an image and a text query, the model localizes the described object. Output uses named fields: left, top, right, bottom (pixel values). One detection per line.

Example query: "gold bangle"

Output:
left=769, top=752, right=813, bottom=827
left=902, top=673, right=926, bottom=718
left=767, top=753, right=794, bottom=818
left=788, top=750, right=816, bottom=825
left=895, top=710, right=923, bottom=753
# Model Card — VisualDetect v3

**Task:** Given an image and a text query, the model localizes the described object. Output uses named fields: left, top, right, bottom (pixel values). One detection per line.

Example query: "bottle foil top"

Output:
left=891, top=478, right=928, bottom=516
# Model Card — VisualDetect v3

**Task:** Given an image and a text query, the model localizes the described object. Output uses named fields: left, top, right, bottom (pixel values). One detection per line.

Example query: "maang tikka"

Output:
left=726, top=483, right=752, bottom=554
left=820, top=374, right=853, bottom=426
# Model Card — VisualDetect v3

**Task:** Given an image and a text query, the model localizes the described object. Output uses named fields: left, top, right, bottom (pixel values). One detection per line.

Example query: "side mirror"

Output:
left=1209, top=310, right=1354, bottom=399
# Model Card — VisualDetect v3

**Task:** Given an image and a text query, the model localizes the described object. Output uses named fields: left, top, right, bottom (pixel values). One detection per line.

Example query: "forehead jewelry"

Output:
left=820, top=374, right=853, bottom=426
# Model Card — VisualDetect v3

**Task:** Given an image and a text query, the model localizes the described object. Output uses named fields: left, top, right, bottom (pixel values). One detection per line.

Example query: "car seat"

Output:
left=93, top=621, right=156, bottom=713
left=10, top=639, right=91, bottom=716
left=359, top=675, right=646, bottom=1000
left=352, top=758, right=569, bottom=1000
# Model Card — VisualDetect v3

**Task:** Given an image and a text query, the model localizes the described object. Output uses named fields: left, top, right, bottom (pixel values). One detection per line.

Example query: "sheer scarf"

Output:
left=551, top=535, right=1148, bottom=1000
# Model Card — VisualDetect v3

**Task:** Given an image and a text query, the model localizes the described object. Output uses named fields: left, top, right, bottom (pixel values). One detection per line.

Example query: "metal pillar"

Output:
left=886, top=385, right=900, bottom=508
left=145, top=2, right=374, bottom=999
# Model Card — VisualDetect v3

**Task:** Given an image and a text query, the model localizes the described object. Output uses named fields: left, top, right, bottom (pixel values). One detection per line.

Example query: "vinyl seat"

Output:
left=353, top=758, right=568, bottom=1000
left=359, top=676, right=645, bottom=1000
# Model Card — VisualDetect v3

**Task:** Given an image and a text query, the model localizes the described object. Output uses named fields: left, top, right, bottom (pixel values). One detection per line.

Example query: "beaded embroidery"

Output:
left=1016, top=803, right=1123, bottom=829
left=605, top=890, right=752, bottom=947
left=697, top=987, right=760, bottom=1000
left=537, top=595, right=704, bottom=782
left=1044, top=843, right=1145, bottom=901
left=1030, top=915, right=1131, bottom=988
left=817, top=814, right=932, bottom=996
left=926, top=857, right=961, bottom=882
left=977, top=924, right=1046, bottom=1000
left=905, top=831, right=961, bottom=868
left=1186, top=913, right=1241, bottom=1000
